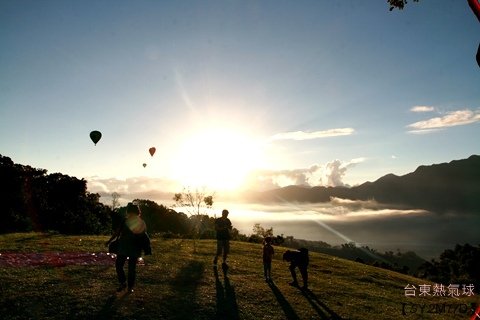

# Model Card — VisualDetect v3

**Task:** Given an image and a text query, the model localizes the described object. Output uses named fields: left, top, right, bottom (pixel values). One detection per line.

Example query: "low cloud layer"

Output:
left=407, top=108, right=480, bottom=133
left=87, top=176, right=178, bottom=205
left=229, top=200, right=477, bottom=259
left=246, top=158, right=366, bottom=191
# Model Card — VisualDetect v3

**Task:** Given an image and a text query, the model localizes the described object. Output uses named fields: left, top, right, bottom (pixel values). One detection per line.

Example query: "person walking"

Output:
left=213, top=209, right=232, bottom=269
left=106, top=202, right=151, bottom=294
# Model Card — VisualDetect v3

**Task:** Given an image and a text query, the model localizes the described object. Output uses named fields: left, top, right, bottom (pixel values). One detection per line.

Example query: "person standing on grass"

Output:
left=213, top=209, right=232, bottom=268
left=106, top=202, right=151, bottom=294
left=262, top=236, right=274, bottom=281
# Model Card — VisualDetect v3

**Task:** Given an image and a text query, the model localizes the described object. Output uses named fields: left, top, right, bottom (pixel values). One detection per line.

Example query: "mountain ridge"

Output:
left=246, top=155, right=480, bottom=214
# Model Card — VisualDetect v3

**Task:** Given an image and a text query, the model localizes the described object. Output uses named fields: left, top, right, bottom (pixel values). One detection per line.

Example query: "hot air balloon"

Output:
left=90, top=131, right=102, bottom=145
left=468, top=0, right=480, bottom=67
left=149, top=147, right=156, bottom=157
left=143, top=163, right=147, bottom=168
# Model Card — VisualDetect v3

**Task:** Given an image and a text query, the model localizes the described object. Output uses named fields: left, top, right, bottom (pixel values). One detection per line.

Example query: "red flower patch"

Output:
left=0, top=252, right=116, bottom=267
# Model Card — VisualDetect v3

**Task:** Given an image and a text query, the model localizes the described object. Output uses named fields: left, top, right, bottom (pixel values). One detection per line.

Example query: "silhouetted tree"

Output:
left=111, top=192, right=121, bottom=210
left=387, top=0, right=419, bottom=11
left=173, top=187, right=215, bottom=252
left=418, top=244, right=480, bottom=288
left=252, top=223, right=273, bottom=238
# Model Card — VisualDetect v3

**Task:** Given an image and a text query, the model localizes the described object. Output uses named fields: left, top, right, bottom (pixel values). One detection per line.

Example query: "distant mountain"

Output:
left=246, top=155, right=480, bottom=214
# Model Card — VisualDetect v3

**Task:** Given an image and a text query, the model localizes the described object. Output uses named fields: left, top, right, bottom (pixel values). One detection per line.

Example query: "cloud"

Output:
left=407, top=109, right=480, bottom=133
left=349, top=157, right=367, bottom=165
left=328, top=196, right=415, bottom=212
left=322, top=160, right=346, bottom=187
left=246, top=168, right=312, bottom=191
left=86, top=176, right=178, bottom=205
left=232, top=198, right=427, bottom=224
left=410, top=105, right=435, bottom=113
left=270, top=128, right=354, bottom=141
left=246, top=158, right=366, bottom=190
left=407, top=128, right=442, bottom=135
left=320, top=158, right=367, bottom=187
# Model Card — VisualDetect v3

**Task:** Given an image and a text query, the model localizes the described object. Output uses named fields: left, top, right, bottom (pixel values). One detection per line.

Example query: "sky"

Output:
left=1, top=0, right=479, bottom=202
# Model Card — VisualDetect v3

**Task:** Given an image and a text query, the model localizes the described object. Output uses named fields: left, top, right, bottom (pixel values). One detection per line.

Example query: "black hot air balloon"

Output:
left=90, top=131, right=102, bottom=145
left=143, top=163, right=147, bottom=168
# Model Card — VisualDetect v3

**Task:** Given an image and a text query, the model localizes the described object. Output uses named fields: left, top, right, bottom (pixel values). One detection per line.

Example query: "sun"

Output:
left=170, top=127, right=264, bottom=191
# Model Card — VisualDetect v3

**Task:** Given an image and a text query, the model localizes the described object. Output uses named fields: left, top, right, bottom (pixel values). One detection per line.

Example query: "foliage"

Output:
left=418, top=244, right=480, bottom=288
left=173, top=187, right=216, bottom=251
left=387, top=0, right=419, bottom=11
left=172, top=187, right=216, bottom=234
left=110, top=192, right=121, bottom=210
left=173, top=187, right=215, bottom=216
left=249, top=223, right=285, bottom=245
left=134, top=199, right=190, bottom=236
left=252, top=223, right=273, bottom=238
left=0, top=154, right=224, bottom=240
left=0, top=155, right=112, bottom=235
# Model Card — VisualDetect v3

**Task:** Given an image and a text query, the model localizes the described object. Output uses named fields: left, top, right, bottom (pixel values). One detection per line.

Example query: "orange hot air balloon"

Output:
left=149, top=147, right=156, bottom=157
left=90, top=130, right=102, bottom=145
left=143, top=163, right=147, bottom=168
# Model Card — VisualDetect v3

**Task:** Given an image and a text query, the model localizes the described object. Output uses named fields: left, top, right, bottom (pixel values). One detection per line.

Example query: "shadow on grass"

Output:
left=214, top=265, right=239, bottom=320
left=12, top=232, right=56, bottom=243
left=267, top=281, right=300, bottom=320
left=301, top=289, right=343, bottom=320
left=96, top=292, right=128, bottom=319
left=97, top=260, right=206, bottom=320
left=168, top=260, right=206, bottom=319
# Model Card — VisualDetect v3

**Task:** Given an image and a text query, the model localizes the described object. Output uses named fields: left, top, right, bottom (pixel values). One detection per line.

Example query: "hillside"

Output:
left=248, top=155, right=480, bottom=214
left=0, top=233, right=477, bottom=319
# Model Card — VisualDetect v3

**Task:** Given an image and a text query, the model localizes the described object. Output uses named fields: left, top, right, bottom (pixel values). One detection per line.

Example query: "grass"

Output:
left=0, top=233, right=478, bottom=319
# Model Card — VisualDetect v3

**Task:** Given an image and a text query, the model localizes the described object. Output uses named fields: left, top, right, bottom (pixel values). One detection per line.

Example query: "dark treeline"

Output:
left=2, top=154, right=478, bottom=288
left=418, top=243, right=480, bottom=288
left=0, top=154, right=251, bottom=241
left=0, top=155, right=112, bottom=234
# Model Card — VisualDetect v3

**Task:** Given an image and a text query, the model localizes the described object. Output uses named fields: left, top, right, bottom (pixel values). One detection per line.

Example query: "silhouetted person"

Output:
left=106, top=202, right=151, bottom=294
left=263, top=236, right=274, bottom=281
left=213, top=209, right=232, bottom=268
left=283, top=248, right=309, bottom=289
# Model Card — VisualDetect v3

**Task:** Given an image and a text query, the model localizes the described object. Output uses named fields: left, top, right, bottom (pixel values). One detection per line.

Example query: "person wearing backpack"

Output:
left=106, top=202, right=151, bottom=294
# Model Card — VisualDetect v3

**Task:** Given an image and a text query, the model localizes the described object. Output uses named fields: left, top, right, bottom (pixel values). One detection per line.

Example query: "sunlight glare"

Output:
left=171, top=127, right=264, bottom=191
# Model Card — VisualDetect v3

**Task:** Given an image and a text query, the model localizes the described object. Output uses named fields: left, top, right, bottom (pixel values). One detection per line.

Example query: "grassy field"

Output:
left=0, top=233, right=478, bottom=319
